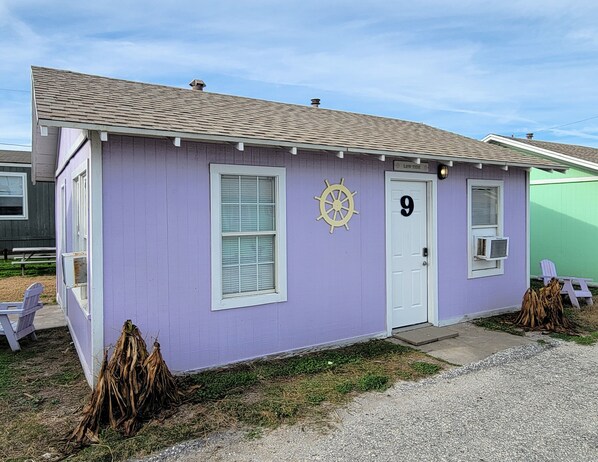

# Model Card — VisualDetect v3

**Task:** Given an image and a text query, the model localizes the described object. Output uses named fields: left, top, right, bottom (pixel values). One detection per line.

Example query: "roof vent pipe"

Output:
left=311, top=98, right=320, bottom=108
left=189, top=79, right=206, bottom=91
left=526, top=133, right=533, bottom=139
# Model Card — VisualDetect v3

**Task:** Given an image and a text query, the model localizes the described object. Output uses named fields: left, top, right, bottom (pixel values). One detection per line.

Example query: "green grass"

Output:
left=472, top=315, right=525, bottom=336
left=410, top=361, right=442, bottom=375
left=0, top=258, right=56, bottom=277
left=550, top=331, right=598, bottom=346
left=4, top=334, right=446, bottom=462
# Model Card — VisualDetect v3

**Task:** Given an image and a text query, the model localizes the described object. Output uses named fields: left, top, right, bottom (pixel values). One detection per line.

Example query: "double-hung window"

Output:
left=210, top=164, right=287, bottom=310
left=467, top=179, right=504, bottom=278
left=72, top=162, right=89, bottom=301
left=0, top=172, right=27, bottom=219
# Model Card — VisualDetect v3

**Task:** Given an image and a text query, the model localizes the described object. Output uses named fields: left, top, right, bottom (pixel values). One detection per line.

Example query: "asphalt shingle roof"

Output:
left=511, top=138, right=598, bottom=166
left=31, top=66, right=561, bottom=168
left=0, top=150, right=31, bottom=164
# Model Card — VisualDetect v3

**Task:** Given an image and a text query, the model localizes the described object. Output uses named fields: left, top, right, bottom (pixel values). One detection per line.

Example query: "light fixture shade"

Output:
left=438, top=164, right=449, bottom=180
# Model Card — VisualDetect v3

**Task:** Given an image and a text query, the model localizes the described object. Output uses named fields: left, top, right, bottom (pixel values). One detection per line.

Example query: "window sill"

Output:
left=212, top=292, right=287, bottom=311
left=468, top=268, right=505, bottom=279
left=71, top=287, right=90, bottom=319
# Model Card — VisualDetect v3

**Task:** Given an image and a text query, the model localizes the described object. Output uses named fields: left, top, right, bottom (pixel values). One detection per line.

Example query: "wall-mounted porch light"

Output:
left=438, top=164, right=449, bottom=180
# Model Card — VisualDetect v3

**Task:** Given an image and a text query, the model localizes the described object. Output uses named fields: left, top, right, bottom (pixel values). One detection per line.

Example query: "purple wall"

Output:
left=100, top=136, right=527, bottom=372
left=102, top=137, right=387, bottom=372
left=437, top=165, right=527, bottom=323
left=56, top=128, right=92, bottom=378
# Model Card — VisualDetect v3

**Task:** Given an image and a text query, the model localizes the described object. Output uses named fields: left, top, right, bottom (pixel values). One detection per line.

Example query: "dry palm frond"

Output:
left=69, top=320, right=180, bottom=446
left=515, top=279, right=574, bottom=332
left=515, top=287, right=544, bottom=328
left=139, top=341, right=181, bottom=415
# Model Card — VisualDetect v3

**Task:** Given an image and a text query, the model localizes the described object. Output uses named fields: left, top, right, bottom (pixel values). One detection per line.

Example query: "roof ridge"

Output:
left=31, top=65, right=430, bottom=128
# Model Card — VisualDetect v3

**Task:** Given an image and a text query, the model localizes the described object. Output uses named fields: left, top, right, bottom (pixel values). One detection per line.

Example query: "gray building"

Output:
left=0, top=150, right=55, bottom=254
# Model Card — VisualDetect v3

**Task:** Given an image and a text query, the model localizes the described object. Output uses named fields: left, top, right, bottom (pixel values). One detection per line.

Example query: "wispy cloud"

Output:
left=2, top=0, right=598, bottom=147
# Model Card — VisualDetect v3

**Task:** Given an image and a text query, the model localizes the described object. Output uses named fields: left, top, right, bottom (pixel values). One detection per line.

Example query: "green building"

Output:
left=484, top=135, right=598, bottom=285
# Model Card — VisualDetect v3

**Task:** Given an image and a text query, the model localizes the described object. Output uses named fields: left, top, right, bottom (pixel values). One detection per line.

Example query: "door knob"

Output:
left=422, top=261, right=428, bottom=266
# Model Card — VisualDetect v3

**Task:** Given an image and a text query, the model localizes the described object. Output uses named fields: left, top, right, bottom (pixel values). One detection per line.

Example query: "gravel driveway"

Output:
left=147, top=341, right=598, bottom=462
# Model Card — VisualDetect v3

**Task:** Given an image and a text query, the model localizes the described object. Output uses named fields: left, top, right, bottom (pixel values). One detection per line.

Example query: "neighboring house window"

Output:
left=0, top=172, right=27, bottom=219
left=210, top=164, right=287, bottom=310
left=72, top=163, right=88, bottom=301
left=467, top=179, right=504, bottom=278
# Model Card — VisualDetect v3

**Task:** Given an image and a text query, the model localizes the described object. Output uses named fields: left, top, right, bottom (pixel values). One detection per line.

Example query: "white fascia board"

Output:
left=483, top=134, right=594, bottom=173
left=0, top=163, right=32, bottom=168
left=55, top=130, right=89, bottom=178
left=38, top=119, right=564, bottom=171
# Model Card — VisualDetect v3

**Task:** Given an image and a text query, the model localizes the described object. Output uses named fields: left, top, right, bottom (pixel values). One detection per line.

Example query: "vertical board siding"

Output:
left=55, top=131, right=92, bottom=376
left=530, top=178, right=598, bottom=281
left=0, top=165, right=55, bottom=252
left=437, top=165, right=527, bottom=322
left=102, top=137, right=388, bottom=372
left=101, top=135, right=528, bottom=372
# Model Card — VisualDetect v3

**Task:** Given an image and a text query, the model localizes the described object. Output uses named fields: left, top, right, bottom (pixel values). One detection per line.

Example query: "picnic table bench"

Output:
left=11, top=247, right=56, bottom=276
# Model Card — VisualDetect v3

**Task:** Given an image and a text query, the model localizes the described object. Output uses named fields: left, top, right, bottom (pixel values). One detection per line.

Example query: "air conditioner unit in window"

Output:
left=475, top=237, right=509, bottom=260
left=62, top=251, right=87, bottom=288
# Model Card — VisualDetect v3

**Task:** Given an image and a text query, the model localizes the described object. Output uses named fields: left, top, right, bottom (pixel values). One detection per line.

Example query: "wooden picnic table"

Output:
left=11, top=247, right=57, bottom=276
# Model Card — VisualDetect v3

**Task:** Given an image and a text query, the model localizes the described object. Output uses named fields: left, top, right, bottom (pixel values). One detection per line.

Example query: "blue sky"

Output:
left=2, top=0, right=598, bottom=150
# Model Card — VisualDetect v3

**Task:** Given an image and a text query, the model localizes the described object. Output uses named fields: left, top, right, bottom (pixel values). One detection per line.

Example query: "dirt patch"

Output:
left=0, top=327, right=90, bottom=461
left=577, top=297, right=598, bottom=330
left=0, top=275, right=56, bottom=304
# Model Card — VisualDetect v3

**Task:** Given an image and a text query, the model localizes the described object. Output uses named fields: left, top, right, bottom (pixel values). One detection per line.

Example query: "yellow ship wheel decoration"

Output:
left=314, top=178, right=359, bottom=233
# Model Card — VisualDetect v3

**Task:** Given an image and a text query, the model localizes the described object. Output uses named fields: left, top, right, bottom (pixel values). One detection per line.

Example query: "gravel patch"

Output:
left=135, top=339, right=598, bottom=462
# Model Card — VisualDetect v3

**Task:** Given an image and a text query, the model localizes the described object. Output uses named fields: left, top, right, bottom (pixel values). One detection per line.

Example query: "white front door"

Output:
left=388, top=180, right=428, bottom=328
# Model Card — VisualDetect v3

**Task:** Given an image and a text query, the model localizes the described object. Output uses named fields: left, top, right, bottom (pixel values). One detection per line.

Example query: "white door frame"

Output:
left=385, top=171, right=438, bottom=335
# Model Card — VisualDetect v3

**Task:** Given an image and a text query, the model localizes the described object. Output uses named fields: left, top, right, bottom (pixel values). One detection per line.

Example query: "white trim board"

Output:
left=36, top=118, right=561, bottom=171
left=531, top=176, right=598, bottom=185
left=65, top=314, right=93, bottom=386
left=483, top=134, right=595, bottom=173
left=0, top=163, right=32, bottom=168
left=384, top=171, right=439, bottom=336
left=89, top=131, right=104, bottom=385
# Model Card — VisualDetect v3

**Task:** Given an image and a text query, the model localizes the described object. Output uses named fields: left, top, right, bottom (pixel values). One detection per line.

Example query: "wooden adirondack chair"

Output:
left=540, top=259, right=593, bottom=309
left=0, top=283, right=44, bottom=351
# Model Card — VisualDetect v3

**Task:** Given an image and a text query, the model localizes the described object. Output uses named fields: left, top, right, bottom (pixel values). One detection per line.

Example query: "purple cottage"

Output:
left=30, top=67, right=563, bottom=385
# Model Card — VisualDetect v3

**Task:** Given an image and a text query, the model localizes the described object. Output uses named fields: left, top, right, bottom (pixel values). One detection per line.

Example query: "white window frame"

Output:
left=0, top=172, right=28, bottom=220
left=71, top=161, right=89, bottom=304
left=467, top=179, right=504, bottom=279
left=210, top=164, right=287, bottom=310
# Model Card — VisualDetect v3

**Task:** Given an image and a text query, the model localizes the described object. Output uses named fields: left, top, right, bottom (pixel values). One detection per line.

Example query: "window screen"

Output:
left=221, top=175, right=276, bottom=296
left=0, top=174, right=25, bottom=216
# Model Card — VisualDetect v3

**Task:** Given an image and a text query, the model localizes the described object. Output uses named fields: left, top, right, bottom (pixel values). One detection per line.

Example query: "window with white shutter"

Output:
left=211, top=164, right=287, bottom=310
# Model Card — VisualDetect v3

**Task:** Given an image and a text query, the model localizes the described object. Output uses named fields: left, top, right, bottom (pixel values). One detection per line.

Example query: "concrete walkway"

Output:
left=390, top=322, right=536, bottom=365
left=35, top=304, right=67, bottom=329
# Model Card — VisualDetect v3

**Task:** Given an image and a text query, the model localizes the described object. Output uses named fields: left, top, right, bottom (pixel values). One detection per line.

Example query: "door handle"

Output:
left=422, top=261, right=428, bottom=266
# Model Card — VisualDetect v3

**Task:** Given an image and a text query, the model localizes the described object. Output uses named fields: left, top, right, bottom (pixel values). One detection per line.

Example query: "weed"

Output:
left=472, top=316, right=525, bottom=336
left=550, top=332, right=598, bottom=346
left=245, top=427, right=263, bottom=440
left=191, top=369, right=259, bottom=401
left=356, top=373, right=389, bottom=392
left=410, top=362, right=441, bottom=375
left=335, top=381, right=354, bottom=394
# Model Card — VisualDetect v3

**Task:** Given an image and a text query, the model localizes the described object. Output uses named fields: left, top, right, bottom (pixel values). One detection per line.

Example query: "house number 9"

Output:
left=400, top=195, right=414, bottom=217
